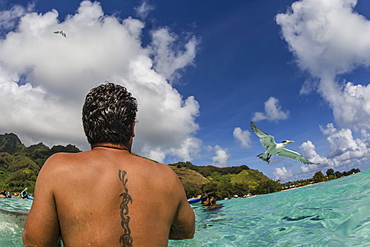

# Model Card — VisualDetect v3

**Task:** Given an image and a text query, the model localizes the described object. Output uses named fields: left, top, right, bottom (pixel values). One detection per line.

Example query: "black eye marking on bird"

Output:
left=250, top=121, right=315, bottom=165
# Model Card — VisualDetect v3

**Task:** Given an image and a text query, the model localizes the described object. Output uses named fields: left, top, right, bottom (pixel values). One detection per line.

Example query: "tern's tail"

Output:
left=257, top=153, right=271, bottom=163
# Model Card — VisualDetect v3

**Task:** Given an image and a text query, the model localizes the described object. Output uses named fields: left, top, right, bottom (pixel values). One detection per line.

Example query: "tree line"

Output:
left=175, top=161, right=361, bottom=200
left=281, top=168, right=361, bottom=189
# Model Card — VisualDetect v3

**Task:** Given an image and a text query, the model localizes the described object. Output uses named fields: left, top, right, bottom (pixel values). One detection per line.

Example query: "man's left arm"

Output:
left=22, top=156, right=61, bottom=246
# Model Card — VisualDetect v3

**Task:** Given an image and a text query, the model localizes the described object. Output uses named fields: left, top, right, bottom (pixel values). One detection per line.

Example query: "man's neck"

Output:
left=93, top=143, right=131, bottom=152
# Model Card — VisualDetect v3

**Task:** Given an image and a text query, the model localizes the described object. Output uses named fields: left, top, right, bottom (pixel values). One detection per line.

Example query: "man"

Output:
left=201, top=190, right=223, bottom=211
left=23, top=83, right=195, bottom=246
left=0, top=189, right=8, bottom=198
left=201, top=190, right=217, bottom=206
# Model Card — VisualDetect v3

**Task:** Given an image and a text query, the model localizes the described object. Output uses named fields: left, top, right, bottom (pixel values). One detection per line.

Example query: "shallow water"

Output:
left=2, top=170, right=370, bottom=246
left=0, top=197, right=32, bottom=246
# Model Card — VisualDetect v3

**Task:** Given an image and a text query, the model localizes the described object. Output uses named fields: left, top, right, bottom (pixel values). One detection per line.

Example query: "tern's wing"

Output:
left=277, top=148, right=315, bottom=164
left=250, top=121, right=276, bottom=148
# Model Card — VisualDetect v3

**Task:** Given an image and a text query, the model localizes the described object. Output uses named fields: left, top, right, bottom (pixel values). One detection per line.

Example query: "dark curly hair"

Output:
left=82, top=82, right=138, bottom=148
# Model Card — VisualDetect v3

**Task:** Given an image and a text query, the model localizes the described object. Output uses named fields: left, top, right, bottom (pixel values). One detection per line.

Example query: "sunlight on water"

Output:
left=2, top=170, right=370, bottom=246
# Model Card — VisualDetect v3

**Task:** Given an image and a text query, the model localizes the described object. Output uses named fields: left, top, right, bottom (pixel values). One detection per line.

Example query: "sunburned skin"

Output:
left=22, top=148, right=195, bottom=246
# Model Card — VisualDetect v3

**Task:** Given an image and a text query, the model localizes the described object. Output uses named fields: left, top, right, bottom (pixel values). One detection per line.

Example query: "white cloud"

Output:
left=299, top=140, right=333, bottom=167
left=0, top=3, right=34, bottom=31
left=0, top=1, right=201, bottom=163
left=273, top=167, right=293, bottom=181
left=276, top=0, right=370, bottom=174
left=252, top=97, right=289, bottom=122
left=211, top=145, right=230, bottom=167
left=298, top=125, right=370, bottom=175
left=134, top=2, right=155, bottom=19
left=321, top=123, right=370, bottom=163
left=151, top=29, right=198, bottom=83
left=276, top=0, right=370, bottom=130
left=233, top=127, right=252, bottom=149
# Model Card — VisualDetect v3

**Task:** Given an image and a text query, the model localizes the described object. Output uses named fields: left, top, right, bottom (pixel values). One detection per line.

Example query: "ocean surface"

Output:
left=2, top=170, right=370, bottom=246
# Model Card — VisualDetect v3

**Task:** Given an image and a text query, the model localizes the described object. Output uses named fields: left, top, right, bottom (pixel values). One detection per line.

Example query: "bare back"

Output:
left=23, top=147, right=195, bottom=246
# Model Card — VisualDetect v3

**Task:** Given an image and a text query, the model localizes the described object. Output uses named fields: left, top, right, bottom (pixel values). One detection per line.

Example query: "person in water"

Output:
left=201, top=190, right=217, bottom=206
left=201, top=190, right=223, bottom=211
left=0, top=189, right=10, bottom=198
left=21, top=188, right=29, bottom=199
left=23, top=82, right=195, bottom=246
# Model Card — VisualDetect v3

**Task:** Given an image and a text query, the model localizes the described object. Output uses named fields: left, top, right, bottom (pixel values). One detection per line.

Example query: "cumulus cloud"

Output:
left=0, top=3, right=34, bottom=31
left=299, top=141, right=333, bottom=176
left=211, top=145, right=230, bottom=167
left=276, top=0, right=370, bottom=130
left=321, top=123, right=370, bottom=163
left=151, top=29, right=198, bottom=83
left=276, top=0, right=370, bottom=173
left=233, top=127, right=252, bottom=149
left=299, top=125, right=370, bottom=175
left=0, top=1, right=200, bottom=163
left=273, top=167, right=293, bottom=181
left=252, top=96, right=289, bottom=122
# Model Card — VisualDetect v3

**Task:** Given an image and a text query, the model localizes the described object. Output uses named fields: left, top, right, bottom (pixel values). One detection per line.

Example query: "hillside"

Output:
left=170, top=166, right=210, bottom=188
left=0, top=133, right=26, bottom=154
left=168, top=161, right=276, bottom=198
left=0, top=133, right=80, bottom=192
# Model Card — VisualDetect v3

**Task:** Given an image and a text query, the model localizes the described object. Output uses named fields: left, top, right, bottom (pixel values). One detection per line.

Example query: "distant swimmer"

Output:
left=0, top=189, right=11, bottom=198
left=250, top=121, right=314, bottom=164
left=21, top=188, right=29, bottom=199
left=201, top=190, right=217, bottom=206
left=201, top=190, right=223, bottom=210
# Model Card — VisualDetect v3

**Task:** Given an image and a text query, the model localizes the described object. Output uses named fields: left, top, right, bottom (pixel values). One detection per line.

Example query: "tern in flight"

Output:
left=250, top=121, right=314, bottom=164
left=54, top=30, right=67, bottom=38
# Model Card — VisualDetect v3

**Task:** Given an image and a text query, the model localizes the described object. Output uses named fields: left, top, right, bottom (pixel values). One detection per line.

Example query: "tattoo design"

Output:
left=119, top=170, right=133, bottom=247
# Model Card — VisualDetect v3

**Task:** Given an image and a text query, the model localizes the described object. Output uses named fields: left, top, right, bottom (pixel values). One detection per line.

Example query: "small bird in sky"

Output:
left=250, top=121, right=314, bottom=164
left=54, top=30, right=67, bottom=38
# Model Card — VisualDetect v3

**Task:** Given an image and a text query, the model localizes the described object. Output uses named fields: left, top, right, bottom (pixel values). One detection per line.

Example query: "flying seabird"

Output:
left=54, top=30, right=67, bottom=38
left=250, top=121, right=314, bottom=164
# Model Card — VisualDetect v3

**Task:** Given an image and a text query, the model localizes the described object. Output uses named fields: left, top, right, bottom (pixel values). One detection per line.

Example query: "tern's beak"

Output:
left=287, top=141, right=294, bottom=143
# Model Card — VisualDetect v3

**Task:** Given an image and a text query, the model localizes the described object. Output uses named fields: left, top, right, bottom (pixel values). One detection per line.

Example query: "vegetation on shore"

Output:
left=0, top=133, right=361, bottom=199
left=281, top=169, right=361, bottom=190
left=0, top=133, right=80, bottom=193
left=169, top=162, right=360, bottom=199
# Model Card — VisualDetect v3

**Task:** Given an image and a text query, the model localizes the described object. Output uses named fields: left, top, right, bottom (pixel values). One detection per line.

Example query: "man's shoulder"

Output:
left=42, top=151, right=88, bottom=170
left=132, top=156, right=179, bottom=179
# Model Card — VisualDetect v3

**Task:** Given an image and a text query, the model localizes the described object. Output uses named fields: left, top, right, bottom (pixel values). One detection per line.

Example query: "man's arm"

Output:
left=169, top=176, right=195, bottom=240
left=22, top=155, right=61, bottom=246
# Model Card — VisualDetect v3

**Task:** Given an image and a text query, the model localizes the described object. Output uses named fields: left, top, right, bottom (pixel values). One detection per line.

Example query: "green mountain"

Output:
left=0, top=133, right=80, bottom=193
left=0, top=133, right=26, bottom=154
left=169, top=161, right=278, bottom=199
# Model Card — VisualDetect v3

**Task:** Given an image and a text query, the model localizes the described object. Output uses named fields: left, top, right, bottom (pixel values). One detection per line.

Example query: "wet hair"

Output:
left=201, top=190, right=217, bottom=204
left=82, top=82, right=138, bottom=148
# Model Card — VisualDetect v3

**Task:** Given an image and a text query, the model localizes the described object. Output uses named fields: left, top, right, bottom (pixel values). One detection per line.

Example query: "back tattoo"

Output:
left=118, top=170, right=133, bottom=247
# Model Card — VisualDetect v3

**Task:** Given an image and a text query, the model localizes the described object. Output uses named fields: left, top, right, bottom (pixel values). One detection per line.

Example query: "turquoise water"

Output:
left=0, top=198, right=32, bottom=246
left=2, top=170, right=370, bottom=246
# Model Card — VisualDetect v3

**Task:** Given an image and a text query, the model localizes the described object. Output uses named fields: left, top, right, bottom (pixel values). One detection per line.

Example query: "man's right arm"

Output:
left=22, top=155, right=62, bottom=246
left=169, top=175, right=195, bottom=240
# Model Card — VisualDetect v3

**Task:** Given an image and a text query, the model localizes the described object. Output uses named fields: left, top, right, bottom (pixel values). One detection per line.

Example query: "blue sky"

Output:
left=1, top=0, right=370, bottom=182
